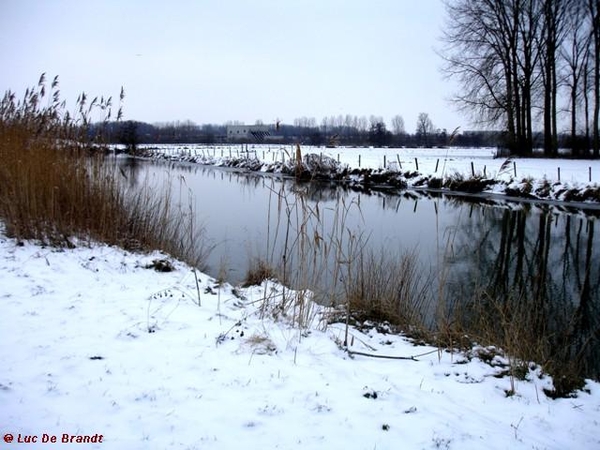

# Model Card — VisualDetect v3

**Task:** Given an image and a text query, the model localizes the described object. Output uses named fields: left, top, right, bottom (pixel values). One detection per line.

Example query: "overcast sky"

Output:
left=1, top=0, right=463, bottom=132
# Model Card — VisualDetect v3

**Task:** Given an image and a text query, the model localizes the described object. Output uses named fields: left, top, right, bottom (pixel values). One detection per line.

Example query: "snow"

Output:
left=2, top=230, right=599, bottom=449
left=135, top=144, right=600, bottom=204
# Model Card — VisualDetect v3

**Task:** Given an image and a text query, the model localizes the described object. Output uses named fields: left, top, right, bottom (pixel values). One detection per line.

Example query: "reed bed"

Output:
left=0, top=75, right=207, bottom=267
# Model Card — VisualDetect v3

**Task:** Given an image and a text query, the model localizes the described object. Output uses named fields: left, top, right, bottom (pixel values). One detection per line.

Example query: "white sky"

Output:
left=0, top=0, right=464, bottom=132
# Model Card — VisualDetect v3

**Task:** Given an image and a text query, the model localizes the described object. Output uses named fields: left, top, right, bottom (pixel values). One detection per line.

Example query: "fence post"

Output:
left=471, top=161, right=475, bottom=177
left=435, top=158, right=439, bottom=173
left=383, top=154, right=387, bottom=169
left=415, top=157, right=419, bottom=171
left=558, top=167, right=561, bottom=182
left=513, top=161, right=517, bottom=177
left=589, top=166, right=592, bottom=182
left=397, top=154, right=402, bottom=169
left=359, top=154, right=361, bottom=167
left=483, top=165, right=487, bottom=177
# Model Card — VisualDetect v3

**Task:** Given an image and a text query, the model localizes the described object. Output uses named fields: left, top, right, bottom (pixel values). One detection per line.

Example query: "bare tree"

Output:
left=562, top=0, right=592, bottom=156
left=357, top=116, right=368, bottom=134
left=540, top=0, right=571, bottom=156
left=588, top=0, right=600, bottom=157
left=441, top=0, right=526, bottom=154
left=369, top=115, right=385, bottom=129
left=391, top=114, right=405, bottom=135
left=441, top=0, right=600, bottom=157
left=416, top=112, right=434, bottom=147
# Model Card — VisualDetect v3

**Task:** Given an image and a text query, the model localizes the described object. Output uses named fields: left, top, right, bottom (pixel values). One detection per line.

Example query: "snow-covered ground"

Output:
left=136, top=144, right=600, bottom=204
left=2, top=230, right=599, bottom=449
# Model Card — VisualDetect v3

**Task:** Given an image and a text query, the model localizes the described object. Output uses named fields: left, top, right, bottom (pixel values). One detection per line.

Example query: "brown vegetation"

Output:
left=0, top=75, right=207, bottom=267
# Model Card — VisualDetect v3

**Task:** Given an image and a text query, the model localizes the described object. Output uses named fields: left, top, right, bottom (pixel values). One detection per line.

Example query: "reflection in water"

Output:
left=129, top=159, right=600, bottom=380
left=440, top=201, right=599, bottom=381
left=116, top=155, right=142, bottom=188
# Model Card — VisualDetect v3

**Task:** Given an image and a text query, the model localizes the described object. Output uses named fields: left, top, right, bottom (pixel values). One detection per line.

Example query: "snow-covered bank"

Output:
left=2, top=232, right=599, bottom=449
left=135, top=144, right=600, bottom=205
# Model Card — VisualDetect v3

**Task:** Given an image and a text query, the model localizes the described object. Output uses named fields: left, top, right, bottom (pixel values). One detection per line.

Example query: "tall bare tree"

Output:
left=442, top=0, right=532, bottom=155
left=540, top=0, right=570, bottom=156
left=391, top=114, right=405, bottom=135
left=416, top=112, right=435, bottom=147
left=588, top=0, right=600, bottom=156
left=562, top=0, right=591, bottom=156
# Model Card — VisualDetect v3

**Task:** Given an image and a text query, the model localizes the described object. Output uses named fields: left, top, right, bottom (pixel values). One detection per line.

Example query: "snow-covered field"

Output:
left=135, top=144, right=600, bottom=204
left=2, top=231, right=599, bottom=449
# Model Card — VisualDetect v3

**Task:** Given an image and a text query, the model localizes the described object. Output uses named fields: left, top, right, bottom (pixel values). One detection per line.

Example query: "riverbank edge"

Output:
left=1, top=221, right=597, bottom=399
left=136, top=148, right=600, bottom=211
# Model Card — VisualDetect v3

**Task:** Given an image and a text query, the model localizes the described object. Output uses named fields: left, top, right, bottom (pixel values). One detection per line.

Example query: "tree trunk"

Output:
left=591, top=0, right=600, bottom=157
left=585, top=59, right=591, bottom=154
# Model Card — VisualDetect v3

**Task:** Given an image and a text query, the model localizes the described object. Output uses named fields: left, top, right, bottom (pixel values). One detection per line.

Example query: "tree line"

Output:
left=106, top=113, right=591, bottom=151
left=104, top=113, right=517, bottom=150
left=442, top=0, right=600, bottom=158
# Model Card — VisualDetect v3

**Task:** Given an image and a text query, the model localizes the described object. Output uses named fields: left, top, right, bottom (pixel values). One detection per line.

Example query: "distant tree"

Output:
left=201, top=124, right=217, bottom=144
left=391, top=115, right=405, bottom=135
left=368, top=122, right=392, bottom=147
left=119, top=120, right=139, bottom=153
left=415, top=113, right=434, bottom=147
left=356, top=116, right=368, bottom=134
left=369, top=115, right=385, bottom=129
left=310, top=130, right=324, bottom=146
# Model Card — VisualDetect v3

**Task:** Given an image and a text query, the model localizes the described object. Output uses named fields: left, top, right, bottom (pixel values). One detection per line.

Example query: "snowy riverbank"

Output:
left=2, top=230, right=599, bottom=449
left=135, top=144, right=600, bottom=205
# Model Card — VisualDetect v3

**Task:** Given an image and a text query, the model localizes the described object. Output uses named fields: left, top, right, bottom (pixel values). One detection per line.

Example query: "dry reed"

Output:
left=0, top=75, right=207, bottom=267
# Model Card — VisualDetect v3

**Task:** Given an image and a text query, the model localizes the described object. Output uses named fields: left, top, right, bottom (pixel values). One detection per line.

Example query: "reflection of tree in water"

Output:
left=563, top=218, right=598, bottom=380
left=117, top=156, right=142, bottom=188
left=445, top=202, right=600, bottom=380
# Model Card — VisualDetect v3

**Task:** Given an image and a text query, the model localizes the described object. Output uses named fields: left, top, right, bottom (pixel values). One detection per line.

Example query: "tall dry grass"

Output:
left=345, top=248, right=433, bottom=331
left=0, top=75, right=207, bottom=267
left=243, top=178, right=590, bottom=395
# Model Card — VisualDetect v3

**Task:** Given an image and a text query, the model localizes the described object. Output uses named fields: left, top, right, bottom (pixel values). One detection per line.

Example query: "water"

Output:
left=121, top=157, right=600, bottom=380
left=124, top=159, right=451, bottom=280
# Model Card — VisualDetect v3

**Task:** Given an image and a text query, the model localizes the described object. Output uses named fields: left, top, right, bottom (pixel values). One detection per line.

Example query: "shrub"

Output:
left=243, top=259, right=277, bottom=287
left=444, top=173, right=494, bottom=193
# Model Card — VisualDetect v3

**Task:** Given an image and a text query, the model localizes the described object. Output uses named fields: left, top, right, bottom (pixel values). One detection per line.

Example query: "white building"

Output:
left=226, top=124, right=271, bottom=142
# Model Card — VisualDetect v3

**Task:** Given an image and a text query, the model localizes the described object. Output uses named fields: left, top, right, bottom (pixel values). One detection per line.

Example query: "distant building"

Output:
left=226, top=124, right=271, bottom=142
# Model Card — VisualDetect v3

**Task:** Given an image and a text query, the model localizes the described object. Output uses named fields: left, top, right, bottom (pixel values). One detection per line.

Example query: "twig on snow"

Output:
left=346, top=348, right=440, bottom=361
